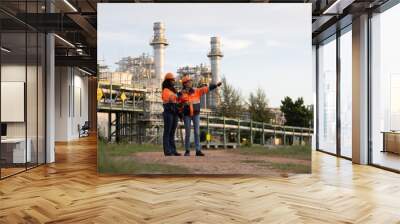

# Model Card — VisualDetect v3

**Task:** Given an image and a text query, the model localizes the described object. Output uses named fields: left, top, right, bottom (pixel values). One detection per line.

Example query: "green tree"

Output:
left=217, top=77, right=244, bottom=118
left=247, top=88, right=273, bottom=123
left=280, top=96, right=313, bottom=127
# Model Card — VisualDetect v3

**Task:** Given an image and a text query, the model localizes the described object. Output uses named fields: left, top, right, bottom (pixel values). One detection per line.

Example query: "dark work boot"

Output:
left=173, top=152, right=181, bottom=156
left=184, top=150, right=190, bottom=156
left=196, top=151, right=205, bottom=156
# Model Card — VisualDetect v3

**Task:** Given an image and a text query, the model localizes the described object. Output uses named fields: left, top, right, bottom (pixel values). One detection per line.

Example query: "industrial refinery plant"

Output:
left=97, top=22, right=312, bottom=147
left=97, top=22, right=226, bottom=143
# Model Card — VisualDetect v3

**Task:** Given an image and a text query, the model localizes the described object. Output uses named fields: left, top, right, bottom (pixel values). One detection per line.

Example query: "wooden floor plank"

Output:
left=0, top=135, right=399, bottom=223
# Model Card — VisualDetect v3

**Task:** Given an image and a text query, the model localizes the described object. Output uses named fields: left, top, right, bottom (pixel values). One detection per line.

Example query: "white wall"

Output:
left=71, top=72, right=89, bottom=138
left=55, top=66, right=89, bottom=141
left=55, top=66, right=69, bottom=141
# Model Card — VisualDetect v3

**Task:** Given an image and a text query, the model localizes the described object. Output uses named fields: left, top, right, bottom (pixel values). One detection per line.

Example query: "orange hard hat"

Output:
left=181, top=75, right=191, bottom=83
left=164, top=73, right=175, bottom=80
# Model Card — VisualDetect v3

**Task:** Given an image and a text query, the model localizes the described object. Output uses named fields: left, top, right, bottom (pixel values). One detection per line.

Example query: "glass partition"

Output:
left=27, top=0, right=39, bottom=169
left=1, top=31, right=28, bottom=177
left=0, top=2, right=46, bottom=179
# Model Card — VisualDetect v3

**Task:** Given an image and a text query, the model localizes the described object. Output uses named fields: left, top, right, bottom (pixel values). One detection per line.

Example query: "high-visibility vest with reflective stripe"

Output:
left=179, top=86, right=209, bottom=116
left=162, top=88, right=177, bottom=104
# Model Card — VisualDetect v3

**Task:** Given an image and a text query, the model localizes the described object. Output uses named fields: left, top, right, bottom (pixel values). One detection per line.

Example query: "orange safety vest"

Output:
left=179, top=86, right=209, bottom=116
left=162, top=88, right=177, bottom=104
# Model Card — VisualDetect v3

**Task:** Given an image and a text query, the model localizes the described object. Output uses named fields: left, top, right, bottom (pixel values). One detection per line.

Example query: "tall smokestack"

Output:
left=150, top=22, right=168, bottom=88
left=207, top=36, right=223, bottom=109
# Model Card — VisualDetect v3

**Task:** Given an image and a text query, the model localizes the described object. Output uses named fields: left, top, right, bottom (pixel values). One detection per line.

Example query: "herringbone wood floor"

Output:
left=1, top=135, right=400, bottom=223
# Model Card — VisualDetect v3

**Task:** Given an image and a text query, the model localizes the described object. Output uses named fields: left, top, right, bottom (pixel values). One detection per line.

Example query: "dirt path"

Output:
left=132, top=150, right=310, bottom=175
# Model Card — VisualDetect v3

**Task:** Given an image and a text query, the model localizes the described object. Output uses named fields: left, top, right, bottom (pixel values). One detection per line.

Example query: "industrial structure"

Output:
left=114, top=54, right=155, bottom=88
left=97, top=22, right=312, bottom=146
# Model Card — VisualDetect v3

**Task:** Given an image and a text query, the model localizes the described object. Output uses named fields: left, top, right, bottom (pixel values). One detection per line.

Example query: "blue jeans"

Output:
left=183, top=114, right=201, bottom=152
left=163, top=111, right=178, bottom=155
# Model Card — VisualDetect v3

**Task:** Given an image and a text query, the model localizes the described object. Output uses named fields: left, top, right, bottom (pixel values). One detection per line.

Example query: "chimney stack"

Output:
left=150, top=22, right=168, bottom=88
left=207, top=36, right=223, bottom=108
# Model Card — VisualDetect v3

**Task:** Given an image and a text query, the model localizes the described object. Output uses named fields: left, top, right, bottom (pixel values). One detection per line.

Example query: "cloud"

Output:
left=99, top=31, right=128, bottom=41
left=224, top=38, right=252, bottom=51
left=98, top=31, right=143, bottom=45
left=266, top=40, right=283, bottom=47
left=182, top=33, right=252, bottom=51
left=182, top=33, right=209, bottom=48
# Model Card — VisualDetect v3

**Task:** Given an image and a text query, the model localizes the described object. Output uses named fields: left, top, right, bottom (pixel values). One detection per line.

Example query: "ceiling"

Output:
left=0, top=0, right=394, bottom=74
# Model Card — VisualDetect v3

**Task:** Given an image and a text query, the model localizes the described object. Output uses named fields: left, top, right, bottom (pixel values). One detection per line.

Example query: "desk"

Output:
left=1, top=138, right=31, bottom=164
left=382, top=131, right=400, bottom=154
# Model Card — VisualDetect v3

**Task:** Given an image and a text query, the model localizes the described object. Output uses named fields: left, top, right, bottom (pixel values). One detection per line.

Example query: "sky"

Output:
left=98, top=3, right=312, bottom=107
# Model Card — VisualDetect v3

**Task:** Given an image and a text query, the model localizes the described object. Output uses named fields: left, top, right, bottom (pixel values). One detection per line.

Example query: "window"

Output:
left=318, top=36, right=337, bottom=154
left=339, top=28, right=352, bottom=158
left=370, top=3, right=400, bottom=171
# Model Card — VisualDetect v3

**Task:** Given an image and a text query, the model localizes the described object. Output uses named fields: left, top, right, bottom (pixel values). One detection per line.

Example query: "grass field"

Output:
left=98, top=141, right=311, bottom=175
left=98, top=141, right=189, bottom=174
left=236, top=145, right=311, bottom=160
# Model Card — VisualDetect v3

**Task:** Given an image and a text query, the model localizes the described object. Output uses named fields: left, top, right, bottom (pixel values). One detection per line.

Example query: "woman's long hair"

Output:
left=162, top=79, right=177, bottom=93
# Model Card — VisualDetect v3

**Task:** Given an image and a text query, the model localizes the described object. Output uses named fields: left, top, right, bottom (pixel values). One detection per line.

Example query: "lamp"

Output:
left=322, top=0, right=354, bottom=15
left=63, top=0, right=78, bottom=12
left=54, top=34, right=75, bottom=48
left=1, top=47, right=11, bottom=53
left=78, top=67, right=93, bottom=76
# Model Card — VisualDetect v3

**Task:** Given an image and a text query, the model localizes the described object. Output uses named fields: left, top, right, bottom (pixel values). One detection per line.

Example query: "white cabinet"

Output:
left=1, top=138, right=32, bottom=163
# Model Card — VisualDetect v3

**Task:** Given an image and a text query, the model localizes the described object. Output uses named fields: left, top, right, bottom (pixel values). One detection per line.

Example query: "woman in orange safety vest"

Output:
left=161, top=73, right=181, bottom=156
left=178, top=75, right=222, bottom=156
